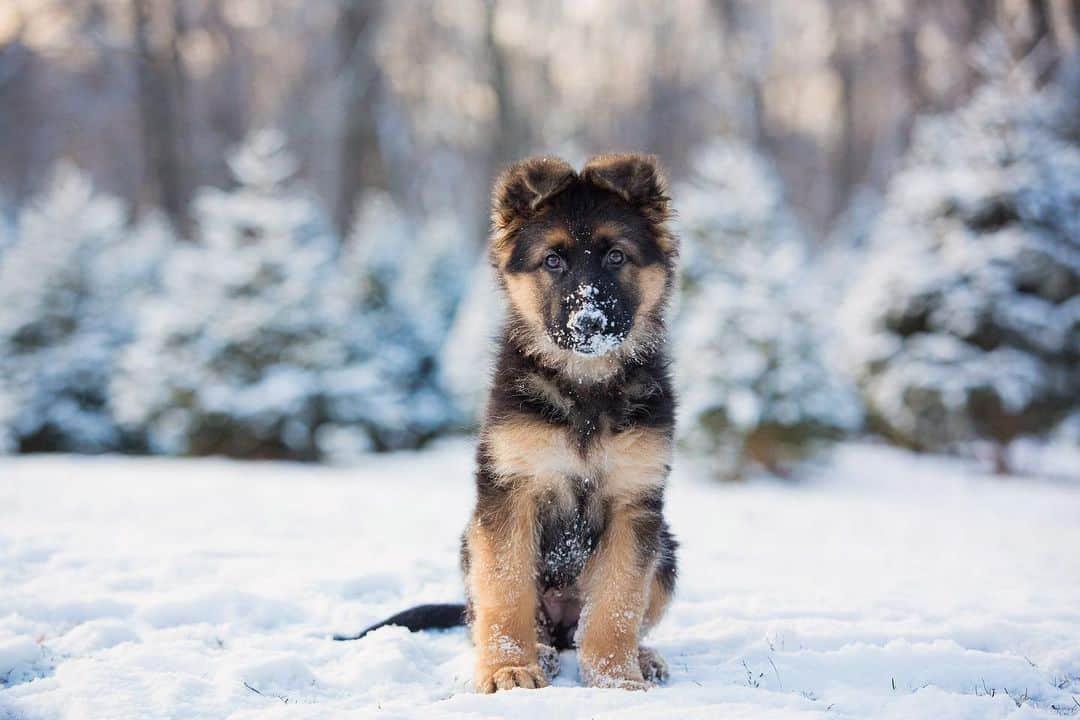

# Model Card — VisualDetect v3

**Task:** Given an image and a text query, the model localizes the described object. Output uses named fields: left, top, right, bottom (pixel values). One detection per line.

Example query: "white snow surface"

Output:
left=2, top=441, right=1079, bottom=719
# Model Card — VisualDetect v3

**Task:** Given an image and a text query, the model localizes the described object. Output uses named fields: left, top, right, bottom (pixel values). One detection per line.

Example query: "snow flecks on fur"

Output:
left=575, top=596, right=643, bottom=690
left=540, top=513, right=594, bottom=588
left=487, top=625, right=524, bottom=662
left=581, top=647, right=642, bottom=690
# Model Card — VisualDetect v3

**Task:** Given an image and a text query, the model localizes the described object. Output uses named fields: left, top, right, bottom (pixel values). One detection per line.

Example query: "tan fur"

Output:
left=634, top=265, right=668, bottom=323
left=489, top=235, right=515, bottom=270
left=653, top=226, right=677, bottom=256
left=591, top=220, right=632, bottom=249
left=466, top=497, right=547, bottom=693
left=642, top=570, right=672, bottom=632
left=536, top=226, right=572, bottom=259
left=503, top=273, right=545, bottom=330
left=488, top=214, right=518, bottom=269
left=593, top=220, right=627, bottom=237
left=485, top=416, right=670, bottom=504
left=484, top=418, right=576, bottom=482
left=478, top=417, right=671, bottom=689
left=595, top=423, right=672, bottom=504
left=575, top=504, right=655, bottom=689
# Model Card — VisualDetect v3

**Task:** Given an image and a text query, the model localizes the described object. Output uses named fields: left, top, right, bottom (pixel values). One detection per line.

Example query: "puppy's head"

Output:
left=489, top=154, right=677, bottom=374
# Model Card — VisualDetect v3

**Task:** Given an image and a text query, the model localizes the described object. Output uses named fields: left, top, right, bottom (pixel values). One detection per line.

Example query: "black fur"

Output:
left=536, top=477, right=605, bottom=589
left=332, top=603, right=466, bottom=641
left=486, top=336, right=676, bottom=446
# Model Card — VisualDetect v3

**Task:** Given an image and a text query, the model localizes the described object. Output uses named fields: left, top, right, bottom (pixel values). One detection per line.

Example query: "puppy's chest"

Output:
left=485, top=415, right=671, bottom=507
left=536, top=478, right=605, bottom=589
left=484, top=391, right=672, bottom=590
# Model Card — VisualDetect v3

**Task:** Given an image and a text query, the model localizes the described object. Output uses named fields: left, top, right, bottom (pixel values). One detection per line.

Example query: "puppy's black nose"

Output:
left=571, top=313, right=605, bottom=336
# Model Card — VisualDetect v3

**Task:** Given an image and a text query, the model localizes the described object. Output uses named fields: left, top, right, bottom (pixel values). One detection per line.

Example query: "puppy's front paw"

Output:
left=638, top=646, right=669, bottom=684
left=475, top=663, right=548, bottom=693
left=580, top=653, right=652, bottom=691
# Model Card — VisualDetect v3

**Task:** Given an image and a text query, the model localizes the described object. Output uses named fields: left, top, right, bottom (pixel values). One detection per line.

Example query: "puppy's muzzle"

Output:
left=569, top=309, right=606, bottom=337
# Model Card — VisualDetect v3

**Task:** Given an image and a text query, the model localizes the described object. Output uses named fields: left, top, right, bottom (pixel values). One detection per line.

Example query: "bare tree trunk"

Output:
left=709, top=0, right=767, bottom=143
left=168, top=0, right=190, bottom=190
left=1028, top=0, right=1053, bottom=53
left=335, top=0, right=387, bottom=239
left=967, top=0, right=994, bottom=38
left=0, top=17, right=36, bottom=205
left=964, top=0, right=996, bottom=94
left=829, top=0, right=860, bottom=218
left=899, top=0, right=930, bottom=145
left=1047, top=0, right=1078, bottom=54
left=484, top=0, right=525, bottom=176
left=132, top=0, right=190, bottom=237
left=643, top=20, right=683, bottom=167
left=205, top=0, right=248, bottom=144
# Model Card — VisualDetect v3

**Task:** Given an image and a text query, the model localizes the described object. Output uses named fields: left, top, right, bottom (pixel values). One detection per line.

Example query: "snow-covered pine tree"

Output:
left=438, top=258, right=502, bottom=424
left=316, top=194, right=463, bottom=459
left=111, top=129, right=342, bottom=459
left=0, top=164, right=167, bottom=453
left=675, top=139, right=862, bottom=479
left=843, top=56, right=1080, bottom=469
left=114, top=130, right=464, bottom=461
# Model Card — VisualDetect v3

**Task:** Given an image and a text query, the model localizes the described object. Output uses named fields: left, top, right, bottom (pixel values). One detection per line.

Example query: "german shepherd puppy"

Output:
left=337, top=153, right=679, bottom=693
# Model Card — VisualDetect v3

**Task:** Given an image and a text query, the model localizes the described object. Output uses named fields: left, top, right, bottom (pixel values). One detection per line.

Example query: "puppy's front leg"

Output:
left=577, top=501, right=656, bottom=690
left=466, top=493, right=546, bottom=693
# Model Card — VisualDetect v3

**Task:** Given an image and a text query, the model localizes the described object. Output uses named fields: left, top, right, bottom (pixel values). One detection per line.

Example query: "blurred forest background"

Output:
left=0, top=0, right=1077, bottom=477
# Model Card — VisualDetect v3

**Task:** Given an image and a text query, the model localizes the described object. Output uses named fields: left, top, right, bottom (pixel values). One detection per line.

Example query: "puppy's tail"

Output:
left=332, top=603, right=467, bottom=641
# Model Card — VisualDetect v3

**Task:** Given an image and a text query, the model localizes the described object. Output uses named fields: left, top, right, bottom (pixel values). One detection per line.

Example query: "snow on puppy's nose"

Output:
left=569, top=307, right=606, bottom=337
left=564, top=284, right=622, bottom=356
left=567, top=284, right=608, bottom=338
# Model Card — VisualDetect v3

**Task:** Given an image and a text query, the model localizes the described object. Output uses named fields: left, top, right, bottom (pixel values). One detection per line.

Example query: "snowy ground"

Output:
left=1, top=441, right=1079, bottom=719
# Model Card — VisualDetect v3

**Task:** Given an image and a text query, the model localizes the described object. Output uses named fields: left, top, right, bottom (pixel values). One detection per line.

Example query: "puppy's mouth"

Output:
left=571, top=334, right=625, bottom=356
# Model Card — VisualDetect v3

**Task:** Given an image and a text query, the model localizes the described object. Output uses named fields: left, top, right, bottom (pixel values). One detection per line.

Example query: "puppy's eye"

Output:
left=544, top=253, right=564, bottom=271
left=605, top=249, right=625, bottom=267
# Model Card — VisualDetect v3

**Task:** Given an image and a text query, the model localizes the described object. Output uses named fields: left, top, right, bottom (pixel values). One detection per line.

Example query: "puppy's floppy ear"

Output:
left=491, top=156, right=577, bottom=231
left=582, top=153, right=675, bottom=253
left=582, top=153, right=669, bottom=215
